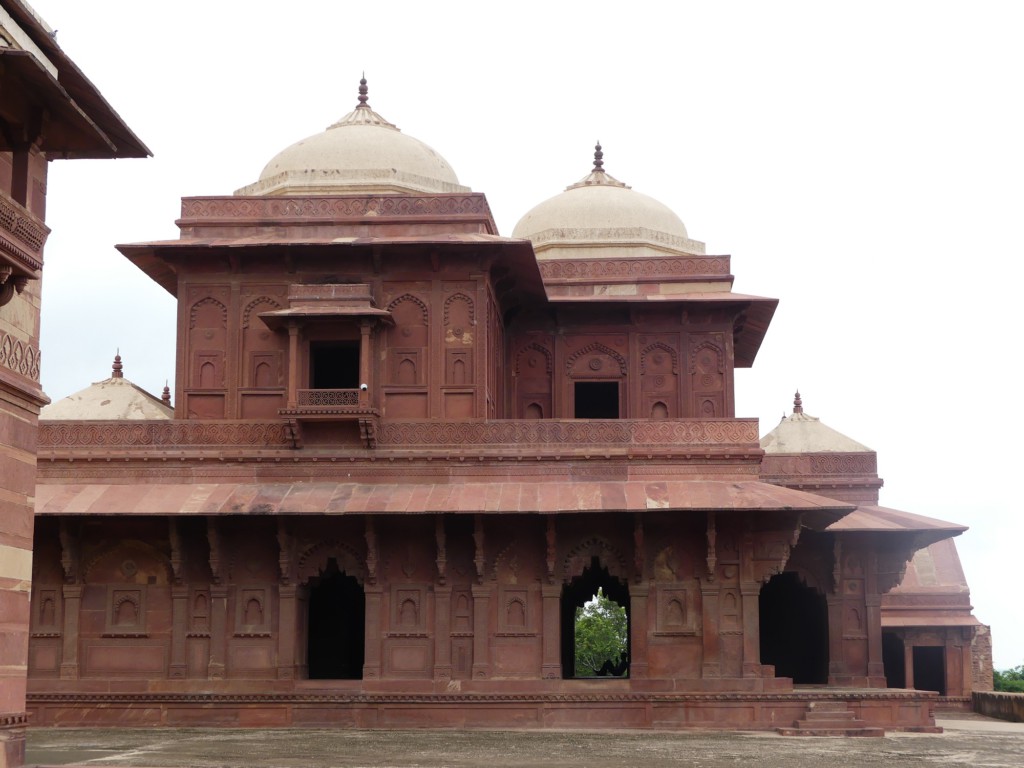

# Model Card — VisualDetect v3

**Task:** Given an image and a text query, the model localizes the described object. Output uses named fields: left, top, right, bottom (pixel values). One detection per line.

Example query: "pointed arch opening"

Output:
left=561, top=556, right=630, bottom=679
left=307, top=557, right=365, bottom=680
left=759, top=571, right=828, bottom=684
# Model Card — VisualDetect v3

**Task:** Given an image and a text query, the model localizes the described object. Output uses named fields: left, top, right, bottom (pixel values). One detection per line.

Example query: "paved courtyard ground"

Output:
left=24, top=714, right=1024, bottom=768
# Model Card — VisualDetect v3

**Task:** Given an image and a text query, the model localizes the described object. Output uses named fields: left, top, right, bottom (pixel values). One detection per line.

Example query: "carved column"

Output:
left=277, top=584, right=298, bottom=680
left=359, top=320, right=372, bottom=407
left=826, top=594, right=846, bottom=684
left=286, top=322, right=300, bottom=408
left=58, top=584, right=81, bottom=680
left=700, top=581, right=721, bottom=678
left=864, top=593, right=885, bottom=685
left=471, top=583, right=491, bottom=680
left=740, top=581, right=761, bottom=677
left=541, top=584, right=561, bottom=679
left=904, top=640, right=915, bottom=689
left=363, top=584, right=383, bottom=680
left=169, top=585, right=188, bottom=679
left=209, top=584, right=228, bottom=679
left=629, top=583, right=650, bottom=679
left=434, top=585, right=452, bottom=681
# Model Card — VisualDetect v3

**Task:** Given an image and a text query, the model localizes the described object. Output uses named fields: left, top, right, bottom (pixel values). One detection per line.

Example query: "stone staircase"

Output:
left=776, top=701, right=885, bottom=737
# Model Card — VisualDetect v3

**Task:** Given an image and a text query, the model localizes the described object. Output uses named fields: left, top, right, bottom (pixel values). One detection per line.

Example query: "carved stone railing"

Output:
left=38, top=420, right=291, bottom=450
left=0, top=193, right=48, bottom=276
left=376, top=419, right=760, bottom=449
left=296, top=389, right=360, bottom=407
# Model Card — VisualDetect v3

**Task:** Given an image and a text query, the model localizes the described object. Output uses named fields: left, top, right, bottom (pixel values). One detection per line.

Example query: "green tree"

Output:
left=993, top=664, right=1024, bottom=693
left=574, top=588, right=628, bottom=677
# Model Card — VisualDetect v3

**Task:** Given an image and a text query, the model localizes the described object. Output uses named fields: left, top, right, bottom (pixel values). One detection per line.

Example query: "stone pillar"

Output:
left=471, top=584, right=490, bottom=680
left=433, top=586, right=452, bottom=681
left=208, top=585, right=228, bottom=679
left=826, top=594, right=846, bottom=684
left=362, top=584, right=383, bottom=680
left=864, top=594, right=885, bottom=685
left=904, top=641, right=915, bottom=689
left=59, top=584, right=82, bottom=680
left=541, top=584, right=561, bottom=679
left=169, top=585, right=188, bottom=679
left=359, top=321, right=372, bottom=407
left=740, top=582, right=761, bottom=677
left=629, top=583, right=650, bottom=679
left=700, top=581, right=721, bottom=678
left=286, top=322, right=300, bottom=408
left=277, top=584, right=298, bottom=680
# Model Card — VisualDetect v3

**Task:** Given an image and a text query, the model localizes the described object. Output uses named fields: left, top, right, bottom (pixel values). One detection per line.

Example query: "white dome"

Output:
left=512, top=145, right=704, bottom=258
left=236, top=80, right=468, bottom=196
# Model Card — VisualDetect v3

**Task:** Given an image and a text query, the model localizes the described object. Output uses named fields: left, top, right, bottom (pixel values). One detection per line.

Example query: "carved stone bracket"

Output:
left=545, top=516, right=556, bottom=585
left=705, top=511, right=717, bottom=579
left=435, top=516, right=447, bottom=586
left=169, top=519, right=183, bottom=585
left=206, top=517, right=224, bottom=584
left=58, top=518, right=80, bottom=584
left=633, top=514, right=645, bottom=583
left=277, top=519, right=294, bottom=586
left=364, top=517, right=378, bottom=586
left=473, top=515, right=485, bottom=585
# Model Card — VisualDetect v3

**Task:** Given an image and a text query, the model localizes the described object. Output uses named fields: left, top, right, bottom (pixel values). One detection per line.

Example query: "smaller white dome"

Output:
left=40, top=355, right=173, bottom=421
left=512, top=144, right=704, bottom=258
left=236, top=79, right=469, bottom=196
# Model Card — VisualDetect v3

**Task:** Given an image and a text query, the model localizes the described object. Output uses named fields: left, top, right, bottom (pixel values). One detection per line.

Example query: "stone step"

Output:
left=775, top=701, right=886, bottom=737
left=777, top=726, right=885, bottom=737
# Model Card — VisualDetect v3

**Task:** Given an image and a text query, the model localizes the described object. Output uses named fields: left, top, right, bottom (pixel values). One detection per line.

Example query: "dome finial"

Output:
left=112, top=350, right=123, bottom=379
left=793, top=389, right=803, bottom=414
left=162, top=380, right=171, bottom=406
left=593, top=141, right=604, bottom=172
left=357, top=74, right=369, bottom=108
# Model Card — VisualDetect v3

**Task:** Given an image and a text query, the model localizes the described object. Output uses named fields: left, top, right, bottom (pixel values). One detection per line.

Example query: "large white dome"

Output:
left=236, top=79, right=468, bottom=196
left=512, top=145, right=704, bottom=259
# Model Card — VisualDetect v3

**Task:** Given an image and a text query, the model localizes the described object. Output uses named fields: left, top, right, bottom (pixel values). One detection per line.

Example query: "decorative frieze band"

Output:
left=761, top=453, right=878, bottom=477
left=539, top=256, right=730, bottom=281
left=38, top=421, right=291, bottom=448
left=377, top=419, right=759, bottom=447
left=0, top=330, right=41, bottom=381
left=179, top=194, right=491, bottom=222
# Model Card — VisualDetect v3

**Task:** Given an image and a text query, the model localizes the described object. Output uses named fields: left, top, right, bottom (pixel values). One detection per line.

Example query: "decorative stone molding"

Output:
left=0, top=194, right=48, bottom=278
left=378, top=419, right=759, bottom=448
left=38, top=420, right=291, bottom=448
left=180, top=195, right=492, bottom=222
left=539, top=256, right=730, bottom=281
left=0, top=329, right=41, bottom=380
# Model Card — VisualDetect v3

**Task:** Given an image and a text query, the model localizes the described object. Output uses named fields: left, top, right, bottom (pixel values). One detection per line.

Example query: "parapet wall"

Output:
left=973, top=692, right=1024, bottom=723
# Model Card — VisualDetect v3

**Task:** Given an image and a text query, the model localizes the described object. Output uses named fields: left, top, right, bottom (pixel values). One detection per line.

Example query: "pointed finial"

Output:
left=593, top=141, right=604, bottom=172
left=112, top=351, right=123, bottom=379
left=357, top=75, right=369, bottom=108
left=162, top=380, right=171, bottom=406
left=793, top=390, right=803, bottom=414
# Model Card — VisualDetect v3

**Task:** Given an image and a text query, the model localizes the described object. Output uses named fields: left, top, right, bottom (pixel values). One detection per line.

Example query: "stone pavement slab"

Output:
left=24, top=716, right=1024, bottom=768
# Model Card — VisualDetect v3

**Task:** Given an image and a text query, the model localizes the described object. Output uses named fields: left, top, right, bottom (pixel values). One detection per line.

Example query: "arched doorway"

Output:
left=561, top=556, right=630, bottom=678
left=307, top=558, right=365, bottom=680
left=759, top=571, right=828, bottom=684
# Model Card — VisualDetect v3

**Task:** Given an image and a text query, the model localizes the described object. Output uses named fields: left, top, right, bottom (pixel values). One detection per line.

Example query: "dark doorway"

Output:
left=912, top=646, right=946, bottom=695
left=307, top=558, right=365, bottom=679
left=759, top=571, right=829, bottom=684
left=310, top=341, right=360, bottom=389
left=574, top=382, right=619, bottom=419
left=561, top=556, right=630, bottom=678
left=883, top=631, right=906, bottom=688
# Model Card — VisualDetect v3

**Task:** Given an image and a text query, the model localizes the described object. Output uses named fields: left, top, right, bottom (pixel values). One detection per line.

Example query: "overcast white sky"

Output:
left=28, top=1, right=1024, bottom=669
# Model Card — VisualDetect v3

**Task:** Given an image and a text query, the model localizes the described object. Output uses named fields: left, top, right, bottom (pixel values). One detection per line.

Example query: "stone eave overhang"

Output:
left=547, top=291, right=777, bottom=369
left=1, top=0, right=150, bottom=158
left=35, top=478, right=852, bottom=526
left=117, top=234, right=547, bottom=305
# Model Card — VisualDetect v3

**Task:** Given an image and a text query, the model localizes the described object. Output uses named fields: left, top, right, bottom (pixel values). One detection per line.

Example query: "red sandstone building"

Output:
left=28, top=78, right=988, bottom=734
left=0, top=2, right=147, bottom=764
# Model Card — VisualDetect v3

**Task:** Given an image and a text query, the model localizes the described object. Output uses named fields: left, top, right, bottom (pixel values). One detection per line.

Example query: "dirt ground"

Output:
left=24, top=714, right=1024, bottom=768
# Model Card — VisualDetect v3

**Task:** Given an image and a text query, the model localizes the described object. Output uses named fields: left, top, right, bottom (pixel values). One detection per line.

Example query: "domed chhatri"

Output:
left=512, top=143, right=705, bottom=260
left=236, top=78, right=469, bottom=197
